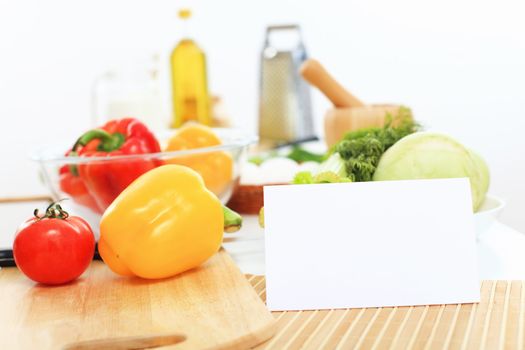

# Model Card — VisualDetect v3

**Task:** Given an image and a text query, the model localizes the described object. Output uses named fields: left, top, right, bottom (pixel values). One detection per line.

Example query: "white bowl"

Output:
left=474, top=194, right=505, bottom=239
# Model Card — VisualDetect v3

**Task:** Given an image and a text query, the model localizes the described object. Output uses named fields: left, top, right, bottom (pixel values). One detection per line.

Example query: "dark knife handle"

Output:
left=0, top=249, right=13, bottom=259
left=0, top=258, right=16, bottom=267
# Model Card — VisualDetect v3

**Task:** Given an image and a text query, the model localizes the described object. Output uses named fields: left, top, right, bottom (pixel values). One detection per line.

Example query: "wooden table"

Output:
left=248, top=277, right=525, bottom=350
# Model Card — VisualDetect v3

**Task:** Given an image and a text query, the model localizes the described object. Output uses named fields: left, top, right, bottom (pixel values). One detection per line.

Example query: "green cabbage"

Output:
left=373, top=132, right=489, bottom=211
left=469, top=149, right=490, bottom=196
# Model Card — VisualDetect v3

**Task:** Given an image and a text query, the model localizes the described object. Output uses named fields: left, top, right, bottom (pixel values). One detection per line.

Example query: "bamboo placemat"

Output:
left=246, top=277, right=525, bottom=350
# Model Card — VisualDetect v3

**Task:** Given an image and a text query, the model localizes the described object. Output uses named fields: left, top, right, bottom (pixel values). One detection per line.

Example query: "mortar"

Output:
left=324, top=104, right=403, bottom=147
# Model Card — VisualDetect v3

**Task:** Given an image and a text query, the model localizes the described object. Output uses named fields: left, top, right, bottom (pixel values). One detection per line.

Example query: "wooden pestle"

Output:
left=299, top=59, right=365, bottom=108
left=300, top=58, right=403, bottom=147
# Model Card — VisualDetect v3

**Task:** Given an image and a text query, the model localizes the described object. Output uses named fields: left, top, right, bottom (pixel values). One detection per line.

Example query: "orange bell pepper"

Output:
left=165, top=123, right=233, bottom=197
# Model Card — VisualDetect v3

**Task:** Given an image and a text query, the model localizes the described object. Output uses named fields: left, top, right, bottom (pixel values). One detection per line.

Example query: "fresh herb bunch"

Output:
left=333, top=107, right=419, bottom=181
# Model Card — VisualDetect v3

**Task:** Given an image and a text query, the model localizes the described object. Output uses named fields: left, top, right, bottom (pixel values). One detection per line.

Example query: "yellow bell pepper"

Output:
left=98, top=164, right=242, bottom=279
left=165, top=123, right=233, bottom=197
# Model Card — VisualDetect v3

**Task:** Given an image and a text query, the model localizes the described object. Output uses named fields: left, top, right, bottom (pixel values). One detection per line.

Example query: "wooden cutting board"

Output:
left=0, top=249, right=276, bottom=350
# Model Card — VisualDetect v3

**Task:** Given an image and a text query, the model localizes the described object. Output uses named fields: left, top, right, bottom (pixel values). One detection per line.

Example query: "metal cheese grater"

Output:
left=258, top=24, right=315, bottom=144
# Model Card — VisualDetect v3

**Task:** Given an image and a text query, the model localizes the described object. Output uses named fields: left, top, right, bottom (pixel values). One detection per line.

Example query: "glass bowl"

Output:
left=32, top=128, right=257, bottom=236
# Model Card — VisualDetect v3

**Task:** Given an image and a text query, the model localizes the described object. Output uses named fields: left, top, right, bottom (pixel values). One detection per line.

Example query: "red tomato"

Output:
left=13, top=204, right=95, bottom=285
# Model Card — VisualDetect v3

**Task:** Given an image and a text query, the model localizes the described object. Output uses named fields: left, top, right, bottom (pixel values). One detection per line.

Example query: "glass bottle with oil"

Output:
left=170, top=9, right=211, bottom=127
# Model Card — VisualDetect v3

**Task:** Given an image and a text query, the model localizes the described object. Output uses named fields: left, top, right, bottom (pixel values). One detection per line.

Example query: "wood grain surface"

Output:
left=0, top=250, right=276, bottom=350
left=248, top=277, right=525, bottom=350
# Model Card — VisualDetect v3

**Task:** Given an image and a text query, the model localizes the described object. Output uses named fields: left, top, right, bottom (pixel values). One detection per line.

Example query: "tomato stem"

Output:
left=34, top=200, right=70, bottom=221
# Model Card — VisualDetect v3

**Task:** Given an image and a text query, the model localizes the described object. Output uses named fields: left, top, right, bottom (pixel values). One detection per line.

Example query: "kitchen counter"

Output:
left=224, top=216, right=525, bottom=280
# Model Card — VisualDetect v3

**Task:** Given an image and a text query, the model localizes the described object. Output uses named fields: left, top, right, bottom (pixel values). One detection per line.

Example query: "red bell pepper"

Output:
left=71, top=118, right=163, bottom=210
left=59, top=152, right=103, bottom=214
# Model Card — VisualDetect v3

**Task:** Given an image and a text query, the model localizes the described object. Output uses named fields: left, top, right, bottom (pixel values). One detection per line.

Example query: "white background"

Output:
left=0, top=0, right=524, bottom=231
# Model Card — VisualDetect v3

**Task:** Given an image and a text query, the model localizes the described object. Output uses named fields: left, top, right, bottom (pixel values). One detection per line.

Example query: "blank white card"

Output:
left=264, top=178, right=480, bottom=311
